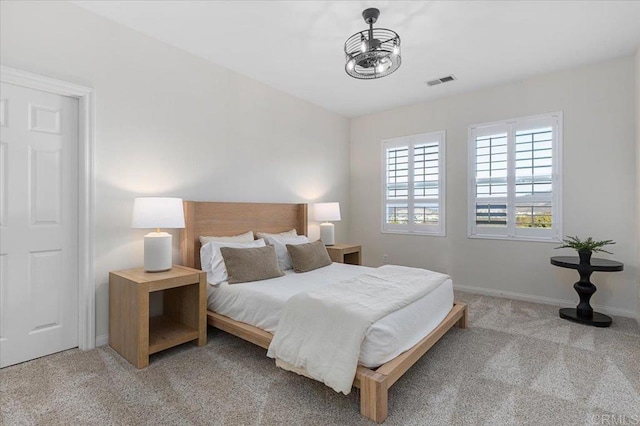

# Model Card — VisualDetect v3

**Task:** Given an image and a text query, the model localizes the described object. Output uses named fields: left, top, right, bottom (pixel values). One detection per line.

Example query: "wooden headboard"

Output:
left=181, top=201, right=308, bottom=270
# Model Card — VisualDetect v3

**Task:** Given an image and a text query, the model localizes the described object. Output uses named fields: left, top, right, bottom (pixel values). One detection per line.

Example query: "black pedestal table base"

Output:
left=558, top=308, right=612, bottom=327
left=550, top=256, right=623, bottom=328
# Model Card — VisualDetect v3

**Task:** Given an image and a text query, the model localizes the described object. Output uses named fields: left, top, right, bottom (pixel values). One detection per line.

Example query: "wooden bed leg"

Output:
left=360, top=370, right=388, bottom=424
left=456, top=303, right=469, bottom=329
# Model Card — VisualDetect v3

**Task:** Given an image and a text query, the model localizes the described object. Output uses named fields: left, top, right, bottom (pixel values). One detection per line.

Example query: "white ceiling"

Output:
left=74, top=1, right=640, bottom=117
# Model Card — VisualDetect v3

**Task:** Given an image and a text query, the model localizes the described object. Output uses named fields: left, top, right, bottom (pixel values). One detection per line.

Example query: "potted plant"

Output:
left=556, top=236, right=615, bottom=264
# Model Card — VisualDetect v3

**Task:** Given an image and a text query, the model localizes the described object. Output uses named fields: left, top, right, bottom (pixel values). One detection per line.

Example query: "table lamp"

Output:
left=131, top=197, right=185, bottom=272
left=314, top=202, right=341, bottom=246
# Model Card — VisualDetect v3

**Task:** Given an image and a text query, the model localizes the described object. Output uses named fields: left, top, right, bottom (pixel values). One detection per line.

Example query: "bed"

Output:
left=180, top=201, right=468, bottom=423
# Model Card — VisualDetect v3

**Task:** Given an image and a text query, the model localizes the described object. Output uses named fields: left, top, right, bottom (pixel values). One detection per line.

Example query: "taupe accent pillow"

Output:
left=286, top=240, right=333, bottom=273
left=220, top=245, right=284, bottom=284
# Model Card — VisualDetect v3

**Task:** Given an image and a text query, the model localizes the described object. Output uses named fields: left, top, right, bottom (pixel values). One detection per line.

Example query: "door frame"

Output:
left=1, top=66, right=96, bottom=350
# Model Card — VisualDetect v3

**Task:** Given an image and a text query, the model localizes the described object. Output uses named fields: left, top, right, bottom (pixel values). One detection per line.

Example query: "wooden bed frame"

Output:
left=181, top=201, right=468, bottom=423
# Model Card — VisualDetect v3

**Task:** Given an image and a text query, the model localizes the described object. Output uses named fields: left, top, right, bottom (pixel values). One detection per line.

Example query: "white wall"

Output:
left=0, top=1, right=351, bottom=339
left=351, top=57, right=638, bottom=316
left=636, top=46, right=640, bottom=323
left=2, top=2, right=637, bottom=340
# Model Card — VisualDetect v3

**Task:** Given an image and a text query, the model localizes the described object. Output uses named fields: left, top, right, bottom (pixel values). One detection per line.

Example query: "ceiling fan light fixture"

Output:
left=344, top=8, right=401, bottom=80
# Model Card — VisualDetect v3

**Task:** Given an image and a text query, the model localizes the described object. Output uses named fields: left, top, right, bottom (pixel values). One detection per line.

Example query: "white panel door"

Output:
left=0, top=82, right=79, bottom=368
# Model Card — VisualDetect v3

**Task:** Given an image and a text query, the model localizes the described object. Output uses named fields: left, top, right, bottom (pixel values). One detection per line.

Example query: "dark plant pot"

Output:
left=578, top=249, right=592, bottom=265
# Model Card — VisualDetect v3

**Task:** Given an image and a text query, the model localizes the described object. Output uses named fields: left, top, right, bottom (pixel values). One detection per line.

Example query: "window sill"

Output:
left=467, top=233, right=561, bottom=243
left=381, top=230, right=446, bottom=237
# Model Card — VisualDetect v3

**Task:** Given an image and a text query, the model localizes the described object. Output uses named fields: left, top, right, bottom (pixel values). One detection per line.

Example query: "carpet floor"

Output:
left=1, top=291, right=639, bottom=425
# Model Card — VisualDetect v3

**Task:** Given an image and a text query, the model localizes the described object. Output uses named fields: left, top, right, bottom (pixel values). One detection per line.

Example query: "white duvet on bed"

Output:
left=267, top=265, right=450, bottom=394
left=207, top=262, right=453, bottom=368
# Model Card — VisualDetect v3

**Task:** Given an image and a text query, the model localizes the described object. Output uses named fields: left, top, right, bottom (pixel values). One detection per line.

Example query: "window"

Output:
left=468, top=112, right=562, bottom=241
left=382, top=131, right=446, bottom=236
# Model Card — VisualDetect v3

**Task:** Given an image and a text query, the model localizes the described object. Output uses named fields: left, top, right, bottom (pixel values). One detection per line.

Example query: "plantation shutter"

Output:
left=383, top=131, right=446, bottom=235
left=469, top=113, right=561, bottom=241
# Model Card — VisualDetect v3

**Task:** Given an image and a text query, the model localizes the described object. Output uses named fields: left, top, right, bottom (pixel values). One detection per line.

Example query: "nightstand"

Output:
left=109, top=265, right=206, bottom=368
left=326, top=244, right=362, bottom=265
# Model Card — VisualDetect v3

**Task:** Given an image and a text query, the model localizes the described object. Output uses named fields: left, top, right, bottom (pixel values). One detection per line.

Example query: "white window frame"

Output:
left=468, top=112, right=563, bottom=242
left=382, top=131, right=446, bottom=236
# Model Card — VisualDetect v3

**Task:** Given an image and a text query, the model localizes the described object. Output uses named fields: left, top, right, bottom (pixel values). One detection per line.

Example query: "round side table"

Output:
left=550, top=256, right=623, bottom=327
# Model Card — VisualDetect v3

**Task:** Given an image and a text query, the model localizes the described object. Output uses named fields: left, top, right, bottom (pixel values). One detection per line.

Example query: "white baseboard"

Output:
left=92, top=290, right=637, bottom=345
left=95, top=334, right=109, bottom=347
left=453, top=284, right=637, bottom=319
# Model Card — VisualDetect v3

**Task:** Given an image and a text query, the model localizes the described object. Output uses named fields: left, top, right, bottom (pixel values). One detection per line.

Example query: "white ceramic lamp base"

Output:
left=144, top=232, right=172, bottom=272
left=319, top=222, right=335, bottom=246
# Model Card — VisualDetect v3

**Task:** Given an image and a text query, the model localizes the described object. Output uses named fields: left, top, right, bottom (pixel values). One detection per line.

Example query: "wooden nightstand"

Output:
left=109, top=265, right=206, bottom=368
left=326, top=244, right=362, bottom=265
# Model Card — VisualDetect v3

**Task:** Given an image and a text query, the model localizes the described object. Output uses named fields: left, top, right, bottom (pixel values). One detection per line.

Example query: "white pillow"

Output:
left=255, top=229, right=298, bottom=240
left=201, top=238, right=266, bottom=285
left=264, top=235, right=309, bottom=271
left=199, top=231, right=254, bottom=245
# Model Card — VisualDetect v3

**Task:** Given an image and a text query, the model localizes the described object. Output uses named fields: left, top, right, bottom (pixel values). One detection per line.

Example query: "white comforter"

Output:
left=266, top=264, right=450, bottom=394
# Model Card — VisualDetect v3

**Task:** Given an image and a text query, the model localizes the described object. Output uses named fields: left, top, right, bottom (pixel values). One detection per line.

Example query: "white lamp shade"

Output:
left=314, top=202, right=341, bottom=222
left=131, top=197, right=185, bottom=229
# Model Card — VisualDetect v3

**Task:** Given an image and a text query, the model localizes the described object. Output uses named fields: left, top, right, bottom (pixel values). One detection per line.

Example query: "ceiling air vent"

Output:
left=426, top=75, right=456, bottom=87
